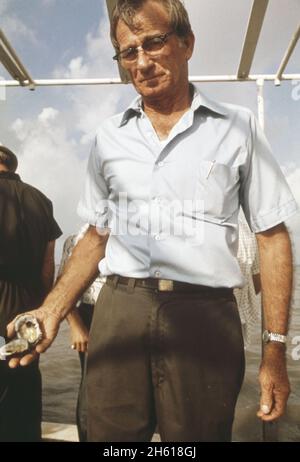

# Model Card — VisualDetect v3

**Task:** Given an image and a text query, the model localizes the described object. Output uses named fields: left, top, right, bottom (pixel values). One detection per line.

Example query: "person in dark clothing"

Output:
left=0, top=146, right=62, bottom=442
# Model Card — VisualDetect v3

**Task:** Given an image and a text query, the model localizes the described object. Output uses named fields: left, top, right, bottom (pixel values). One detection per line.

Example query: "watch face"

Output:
left=262, top=330, right=270, bottom=343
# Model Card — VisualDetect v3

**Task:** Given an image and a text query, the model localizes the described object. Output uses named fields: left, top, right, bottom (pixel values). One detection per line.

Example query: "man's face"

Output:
left=115, top=0, right=194, bottom=101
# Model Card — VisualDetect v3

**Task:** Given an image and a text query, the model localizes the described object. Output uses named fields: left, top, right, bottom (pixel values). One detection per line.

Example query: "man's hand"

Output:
left=5, top=226, right=107, bottom=368
left=257, top=344, right=290, bottom=421
left=6, top=307, right=61, bottom=368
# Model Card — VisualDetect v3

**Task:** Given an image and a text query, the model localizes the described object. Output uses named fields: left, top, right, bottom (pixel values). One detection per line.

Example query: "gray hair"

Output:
left=110, top=0, right=192, bottom=49
left=0, top=146, right=18, bottom=172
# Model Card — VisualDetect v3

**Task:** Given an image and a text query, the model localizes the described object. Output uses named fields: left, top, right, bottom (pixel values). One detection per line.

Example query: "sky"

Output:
left=0, top=0, right=300, bottom=263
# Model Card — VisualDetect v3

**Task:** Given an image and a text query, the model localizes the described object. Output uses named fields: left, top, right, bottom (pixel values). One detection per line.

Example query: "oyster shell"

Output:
left=0, top=339, right=29, bottom=359
left=0, top=336, right=6, bottom=360
left=0, top=315, right=42, bottom=360
left=15, top=314, right=42, bottom=345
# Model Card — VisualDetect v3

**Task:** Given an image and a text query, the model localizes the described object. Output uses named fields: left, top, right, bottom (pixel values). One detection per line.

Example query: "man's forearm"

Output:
left=256, top=223, right=293, bottom=335
left=43, top=226, right=108, bottom=320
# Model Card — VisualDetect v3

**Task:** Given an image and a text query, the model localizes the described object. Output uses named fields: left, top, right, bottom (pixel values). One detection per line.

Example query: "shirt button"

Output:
left=155, top=234, right=161, bottom=241
left=155, top=271, right=161, bottom=278
left=158, top=161, right=164, bottom=167
left=153, top=197, right=162, bottom=204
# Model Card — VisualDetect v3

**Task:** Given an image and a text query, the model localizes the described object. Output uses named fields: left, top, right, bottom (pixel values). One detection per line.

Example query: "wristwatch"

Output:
left=262, top=330, right=287, bottom=344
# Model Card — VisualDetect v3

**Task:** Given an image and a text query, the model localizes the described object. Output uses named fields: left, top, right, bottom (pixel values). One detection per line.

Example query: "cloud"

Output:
left=52, top=15, right=129, bottom=146
left=11, top=118, right=28, bottom=141
left=1, top=15, right=37, bottom=44
left=54, top=16, right=116, bottom=79
left=38, top=107, right=59, bottom=124
left=56, top=56, right=89, bottom=80
left=11, top=107, right=86, bottom=244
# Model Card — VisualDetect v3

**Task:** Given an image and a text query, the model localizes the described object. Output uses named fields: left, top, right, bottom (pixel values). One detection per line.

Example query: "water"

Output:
left=40, top=268, right=300, bottom=442
left=40, top=321, right=81, bottom=424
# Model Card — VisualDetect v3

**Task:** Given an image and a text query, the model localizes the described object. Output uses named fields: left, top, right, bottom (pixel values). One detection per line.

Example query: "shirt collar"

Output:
left=0, top=171, right=20, bottom=180
left=119, top=84, right=227, bottom=127
left=191, top=85, right=228, bottom=116
left=119, top=97, right=144, bottom=127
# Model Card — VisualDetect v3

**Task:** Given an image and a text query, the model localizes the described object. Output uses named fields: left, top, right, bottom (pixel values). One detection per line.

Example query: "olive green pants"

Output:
left=86, top=280, right=245, bottom=442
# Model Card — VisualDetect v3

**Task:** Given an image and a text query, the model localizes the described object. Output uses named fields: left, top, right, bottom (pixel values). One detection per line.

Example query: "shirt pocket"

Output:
left=194, top=161, right=239, bottom=223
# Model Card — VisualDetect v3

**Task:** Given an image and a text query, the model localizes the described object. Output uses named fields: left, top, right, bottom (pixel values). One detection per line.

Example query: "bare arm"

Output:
left=41, top=240, right=56, bottom=296
left=46, top=225, right=108, bottom=319
left=255, top=222, right=292, bottom=421
left=67, top=310, right=89, bottom=353
left=7, top=225, right=109, bottom=366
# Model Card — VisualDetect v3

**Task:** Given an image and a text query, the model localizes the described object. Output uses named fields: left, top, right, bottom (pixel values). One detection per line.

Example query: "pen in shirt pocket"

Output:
left=206, top=160, right=216, bottom=179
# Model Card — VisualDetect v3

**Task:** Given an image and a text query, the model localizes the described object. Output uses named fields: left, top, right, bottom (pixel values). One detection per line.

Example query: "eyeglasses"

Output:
left=113, top=31, right=174, bottom=63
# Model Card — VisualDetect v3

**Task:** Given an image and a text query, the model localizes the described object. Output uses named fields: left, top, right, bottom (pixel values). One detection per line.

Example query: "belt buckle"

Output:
left=158, top=279, right=174, bottom=291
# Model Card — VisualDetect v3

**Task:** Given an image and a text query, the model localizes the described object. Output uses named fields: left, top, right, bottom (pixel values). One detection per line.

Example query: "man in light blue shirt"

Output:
left=8, top=0, right=298, bottom=442
left=78, top=86, right=296, bottom=288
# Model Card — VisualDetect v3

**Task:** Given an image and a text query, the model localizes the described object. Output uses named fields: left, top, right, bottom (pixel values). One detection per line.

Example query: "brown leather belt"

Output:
left=106, top=275, right=233, bottom=295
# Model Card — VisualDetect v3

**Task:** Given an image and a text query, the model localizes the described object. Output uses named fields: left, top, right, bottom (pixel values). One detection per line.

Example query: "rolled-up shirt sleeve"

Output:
left=77, top=136, right=110, bottom=229
left=240, top=113, right=298, bottom=232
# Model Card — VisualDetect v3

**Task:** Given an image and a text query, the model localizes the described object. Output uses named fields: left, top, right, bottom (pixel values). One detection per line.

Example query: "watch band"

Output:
left=262, top=330, right=287, bottom=344
left=269, top=332, right=287, bottom=343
